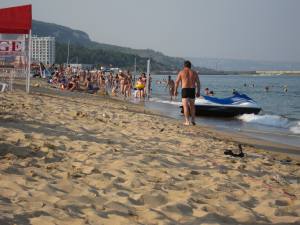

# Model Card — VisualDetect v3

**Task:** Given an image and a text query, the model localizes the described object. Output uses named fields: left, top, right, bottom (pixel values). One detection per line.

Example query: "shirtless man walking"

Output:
left=174, top=60, right=200, bottom=125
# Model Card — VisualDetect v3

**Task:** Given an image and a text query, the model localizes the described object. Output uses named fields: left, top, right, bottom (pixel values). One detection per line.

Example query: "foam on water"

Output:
left=238, top=114, right=300, bottom=134
left=290, top=121, right=300, bottom=134
left=238, top=114, right=289, bottom=128
left=150, top=97, right=182, bottom=106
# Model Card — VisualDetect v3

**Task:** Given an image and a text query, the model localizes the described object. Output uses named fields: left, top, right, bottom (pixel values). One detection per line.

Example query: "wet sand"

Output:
left=0, top=84, right=299, bottom=225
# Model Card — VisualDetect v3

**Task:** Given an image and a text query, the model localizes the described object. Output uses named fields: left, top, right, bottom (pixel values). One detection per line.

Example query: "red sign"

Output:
left=0, top=40, right=24, bottom=52
left=0, top=5, right=32, bottom=34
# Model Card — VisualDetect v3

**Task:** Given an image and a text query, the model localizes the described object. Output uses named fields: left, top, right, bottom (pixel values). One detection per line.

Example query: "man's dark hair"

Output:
left=184, top=60, right=192, bottom=68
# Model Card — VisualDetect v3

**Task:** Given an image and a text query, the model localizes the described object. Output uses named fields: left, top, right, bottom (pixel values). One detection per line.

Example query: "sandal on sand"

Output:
left=224, top=149, right=245, bottom=158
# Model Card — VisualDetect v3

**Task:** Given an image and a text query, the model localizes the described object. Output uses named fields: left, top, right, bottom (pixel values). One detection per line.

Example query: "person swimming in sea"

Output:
left=204, top=87, right=210, bottom=95
left=265, top=86, right=269, bottom=92
left=208, top=90, right=214, bottom=96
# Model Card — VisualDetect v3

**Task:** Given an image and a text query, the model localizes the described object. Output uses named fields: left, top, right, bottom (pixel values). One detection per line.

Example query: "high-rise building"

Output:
left=31, top=36, right=55, bottom=65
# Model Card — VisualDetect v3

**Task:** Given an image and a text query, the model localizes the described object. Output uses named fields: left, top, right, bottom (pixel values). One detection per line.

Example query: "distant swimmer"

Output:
left=174, top=60, right=200, bottom=126
left=204, top=87, right=210, bottom=95
left=265, top=86, right=269, bottom=92
left=232, top=89, right=238, bottom=94
left=166, top=75, right=175, bottom=100
left=284, top=85, right=288, bottom=93
left=204, top=88, right=214, bottom=96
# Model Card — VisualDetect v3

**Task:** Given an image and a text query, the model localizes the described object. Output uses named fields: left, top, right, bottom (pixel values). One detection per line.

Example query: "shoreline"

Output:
left=20, top=82, right=300, bottom=156
left=1, top=83, right=300, bottom=224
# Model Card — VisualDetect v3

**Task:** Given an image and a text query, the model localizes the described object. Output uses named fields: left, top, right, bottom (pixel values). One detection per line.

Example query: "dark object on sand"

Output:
left=180, top=92, right=261, bottom=117
left=238, top=144, right=243, bottom=152
left=280, top=159, right=292, bottom=165
left=224, top=144, right=245, bottom=158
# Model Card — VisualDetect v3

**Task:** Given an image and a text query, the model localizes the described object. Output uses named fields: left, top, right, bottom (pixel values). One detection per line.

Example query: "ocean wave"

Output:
left=150, top=97, right=182, bottom=106
left=238, top=114, right=300, bottom=134
left=238, top=114, right=289, bottom=127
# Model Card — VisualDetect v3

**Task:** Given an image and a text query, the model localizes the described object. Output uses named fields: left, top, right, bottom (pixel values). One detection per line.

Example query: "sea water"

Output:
left=144, top=74, right=300, bottom=148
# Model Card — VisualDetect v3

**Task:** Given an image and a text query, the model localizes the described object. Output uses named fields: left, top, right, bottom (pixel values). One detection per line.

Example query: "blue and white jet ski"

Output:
left=180, top=92, right=261, bottom=117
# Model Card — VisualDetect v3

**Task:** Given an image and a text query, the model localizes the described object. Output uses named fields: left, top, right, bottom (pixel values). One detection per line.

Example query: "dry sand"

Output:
left=0, top=87, right=300, bottom=225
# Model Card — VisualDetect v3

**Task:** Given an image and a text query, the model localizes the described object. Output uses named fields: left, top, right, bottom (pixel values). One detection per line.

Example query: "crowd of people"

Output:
left=48, top=65, right=152, bottom=99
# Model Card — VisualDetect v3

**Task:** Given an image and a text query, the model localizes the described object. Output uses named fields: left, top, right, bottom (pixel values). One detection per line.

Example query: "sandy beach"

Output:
left=0, top=85, right=300, bottom=225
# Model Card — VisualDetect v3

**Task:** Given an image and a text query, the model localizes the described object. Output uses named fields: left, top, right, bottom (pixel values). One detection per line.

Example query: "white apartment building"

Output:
left=31, top=36, right=55, bottom=65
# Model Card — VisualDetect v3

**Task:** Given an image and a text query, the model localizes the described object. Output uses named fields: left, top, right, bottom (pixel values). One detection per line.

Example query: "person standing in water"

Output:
left=166, top=75, right=175, bottom=100
left=174, top=60, right=200, bottom=125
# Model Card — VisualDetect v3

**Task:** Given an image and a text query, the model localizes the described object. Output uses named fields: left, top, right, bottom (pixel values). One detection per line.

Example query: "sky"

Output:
left=1, top=0, right=299, bottom=62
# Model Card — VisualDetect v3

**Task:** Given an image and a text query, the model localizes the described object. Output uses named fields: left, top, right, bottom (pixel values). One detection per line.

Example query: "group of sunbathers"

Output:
left=48, top=65, right=151, bottom=98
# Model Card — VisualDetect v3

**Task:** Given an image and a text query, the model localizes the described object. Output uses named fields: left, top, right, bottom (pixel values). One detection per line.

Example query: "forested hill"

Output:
left=32, top=20, right=218, bottom=73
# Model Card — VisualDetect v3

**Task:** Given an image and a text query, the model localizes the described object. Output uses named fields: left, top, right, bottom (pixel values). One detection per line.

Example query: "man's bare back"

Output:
left=174, top=60, right=201, bottom=125
left=174, top=68, right=200, bottom=97
left=178, top=68, right=198, bottom=88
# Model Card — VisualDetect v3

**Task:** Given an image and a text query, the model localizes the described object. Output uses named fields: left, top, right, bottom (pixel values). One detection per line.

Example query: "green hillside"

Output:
left=55, top=42, right=171, bottom=71
left=32, top=20, right=91, bottom=44
left=32, top=20, right=219, bottom=73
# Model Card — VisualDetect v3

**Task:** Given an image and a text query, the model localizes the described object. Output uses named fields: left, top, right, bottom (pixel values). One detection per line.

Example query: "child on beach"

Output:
left=67, top=76, right=77, bottom=91
left=166, top=75, right=175, bottom=100
left=84, top=77, right=95, bottom=94
left=124, top=74, right=132, bottom=97
left=135, top=77, right=145, bottom=98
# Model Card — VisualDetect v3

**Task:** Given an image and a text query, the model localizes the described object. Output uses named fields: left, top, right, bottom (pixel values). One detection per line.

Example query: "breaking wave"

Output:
left=238, top=114, right=300, bottom=134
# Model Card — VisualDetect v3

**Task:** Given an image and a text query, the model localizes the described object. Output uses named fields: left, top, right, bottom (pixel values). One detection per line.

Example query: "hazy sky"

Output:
left=1, top=0, right=299, bottom=62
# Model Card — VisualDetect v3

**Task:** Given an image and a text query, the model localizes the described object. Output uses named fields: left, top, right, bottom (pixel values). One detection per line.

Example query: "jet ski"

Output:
left=180, top=92, right=261, bottom=117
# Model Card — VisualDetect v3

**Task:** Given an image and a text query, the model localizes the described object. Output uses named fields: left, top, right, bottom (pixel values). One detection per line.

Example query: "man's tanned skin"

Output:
left=174, top=61, right=200, bottom=125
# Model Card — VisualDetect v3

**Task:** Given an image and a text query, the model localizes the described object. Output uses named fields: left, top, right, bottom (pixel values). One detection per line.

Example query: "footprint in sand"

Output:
left=274, top=208, right=298, bottom=217
left=240, top=197, right=259, bottom=209
left=127, top=193, right=168, bottom=208
left=163, top=203, right=193, bottom=217
left=103, top=201, right=137, bottom=217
